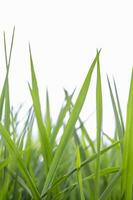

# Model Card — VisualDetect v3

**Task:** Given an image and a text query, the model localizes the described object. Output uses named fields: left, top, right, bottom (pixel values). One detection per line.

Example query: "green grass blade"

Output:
left=107, top=77, right=123, bottom=151
left=41, top=51, right=99, bottom=195
left=0, top=159, right=9, bottom=171
left=76, top=146, right=85, bottom=200
left=95, top=51, right=103, bottom=199
left=113, top=78, right=125, bottom=133
left=99, top=171, right=121, bottom=200
left=53, top=167, right=119, bottom=199
left=45, top=89, right=52, bottom=135
left=3, top=28, right=15, bottom=130
left=50, top=89, right=75, bottom=146
left=0, top=28, right=15, bottom=121
left=29, top=46, right=52, bottom=171
left=64, top=89, right=96, bottom=153
left=122, top=70, right=133, bottom=199
left=0, top=123, right=41, bottom=200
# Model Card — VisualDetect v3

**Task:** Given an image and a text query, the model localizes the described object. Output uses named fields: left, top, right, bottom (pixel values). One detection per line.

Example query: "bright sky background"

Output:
left=0, top=0, right=132, bottom=138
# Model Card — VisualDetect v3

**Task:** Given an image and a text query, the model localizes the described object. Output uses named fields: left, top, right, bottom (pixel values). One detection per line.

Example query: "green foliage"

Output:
left=0, top=29, right=132, bottom=199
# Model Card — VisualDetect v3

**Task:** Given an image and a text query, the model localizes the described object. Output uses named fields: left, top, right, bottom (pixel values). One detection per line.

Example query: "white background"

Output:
left=0, top=0, right=132, bottom=137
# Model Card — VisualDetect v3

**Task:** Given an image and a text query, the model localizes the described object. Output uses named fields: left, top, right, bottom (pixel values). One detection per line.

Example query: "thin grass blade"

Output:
left=95, top=51, right=103, bottom=199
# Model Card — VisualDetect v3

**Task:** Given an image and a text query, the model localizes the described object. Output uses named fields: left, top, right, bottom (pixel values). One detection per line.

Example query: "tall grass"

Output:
left=0, top=29, right=132, bottom=199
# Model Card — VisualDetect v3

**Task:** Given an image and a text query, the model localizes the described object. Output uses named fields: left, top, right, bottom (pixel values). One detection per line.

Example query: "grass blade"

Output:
left=95, top=51, right=103, bottom=199
left=99, top=171, right=121, bottom=200
left=29, top=46, right=52, bottom=172
left=113, top=78, right=125, bottom=133
left=76, top=146, right=85, bottom=200
left=50, top=89, right=75, bottom=146
left=122, top=70, right=133, bottom=199
left=107, top=77, right=123, bottom=152
left=41, top=51, right=99, bottom=195
left=45, top=89, right=52, bottom=135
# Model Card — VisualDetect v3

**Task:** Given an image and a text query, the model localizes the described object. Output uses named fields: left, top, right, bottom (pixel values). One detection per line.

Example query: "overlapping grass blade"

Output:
left=53, top=166, right=120, bottom=199
left=99, top=171, right=121, bottom=200
left=0, top=28, right=15, bottom=121
left=3, top=27, right=15, bottom=130
left=113, top=78, right=125, bottom=133
left=42, top=141, right=119, bottom=197
left=0, top=123, right=41, bottom=199
left=50, top=89, right=75, bottom=146
left=64, top=89, right=96, bottom=153
left=107, top=77, right=123, bottom=151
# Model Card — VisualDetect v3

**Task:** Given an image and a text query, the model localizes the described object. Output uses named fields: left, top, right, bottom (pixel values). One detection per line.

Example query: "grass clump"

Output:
left=0, top=29, right=132, bottom=200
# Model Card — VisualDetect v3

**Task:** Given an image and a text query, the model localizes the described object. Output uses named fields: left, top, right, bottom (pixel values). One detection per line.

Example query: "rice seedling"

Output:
left=0, top=29, right=132, bottom=199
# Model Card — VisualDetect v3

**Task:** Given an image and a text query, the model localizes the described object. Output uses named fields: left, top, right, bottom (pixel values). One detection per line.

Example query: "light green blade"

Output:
left=76, top=146, right=85, bottom=200
left=41, top=51, right=100, bottom=195
left=122, top=70, right=133, bottom=199
left=0, top=27, right=15, bottom=121
left=29, top=46, right=52, bottom=172
left=95, top=51, right=103, bottom=199
left=64, top=89, right=96, bottom=153
left=50, top=89, right=75, bottom=147
left=107, top=77, right=123, bottom=152
left=113, top=78, right=125, bottom=133
left=3, top=27, right=15, bottom=131
left=45, top=89, right=52, bottom=135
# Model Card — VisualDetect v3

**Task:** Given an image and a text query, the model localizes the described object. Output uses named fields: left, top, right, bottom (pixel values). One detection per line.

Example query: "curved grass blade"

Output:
left=41, top=51, right=99, bottom=196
